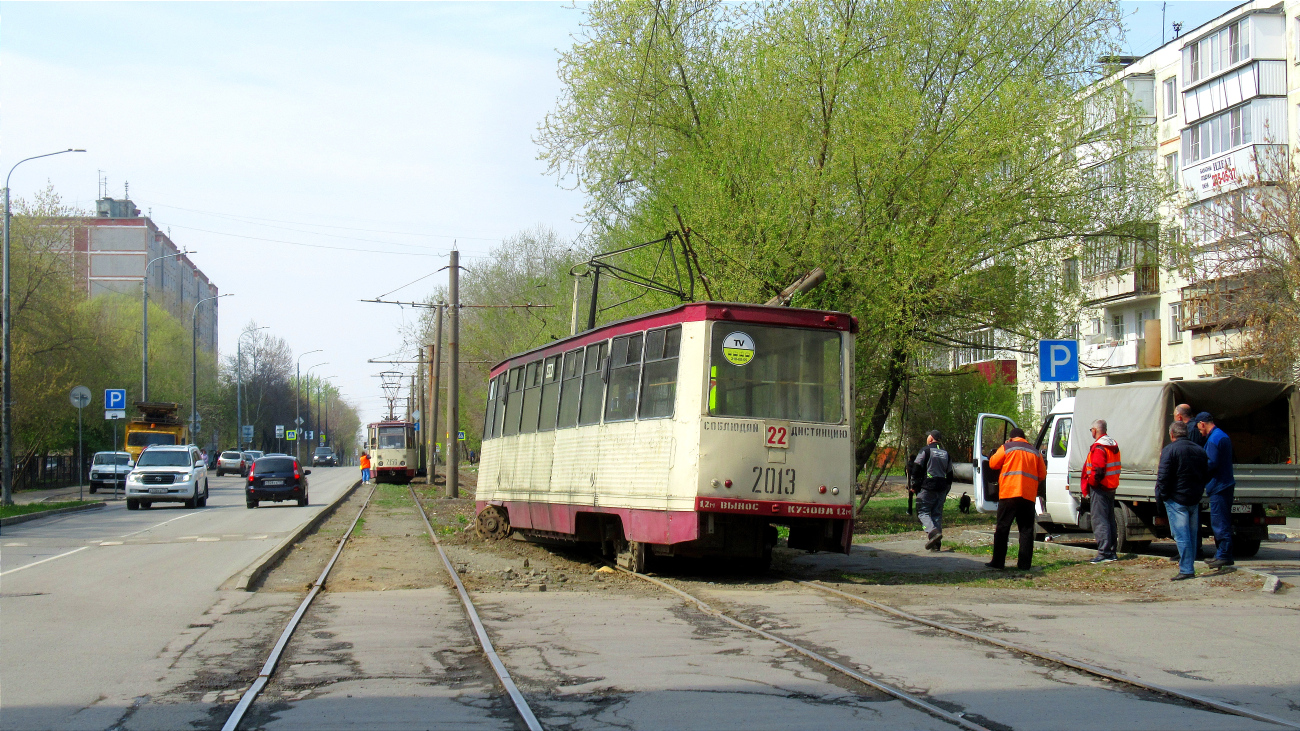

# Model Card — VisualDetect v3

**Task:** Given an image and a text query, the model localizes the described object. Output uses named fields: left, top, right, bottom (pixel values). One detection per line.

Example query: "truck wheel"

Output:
left=126, top=499, right=139, bottom=510
left=1115, top=503, right=1151, bottom=554
left=1233, top=538, right=1262, bottom=558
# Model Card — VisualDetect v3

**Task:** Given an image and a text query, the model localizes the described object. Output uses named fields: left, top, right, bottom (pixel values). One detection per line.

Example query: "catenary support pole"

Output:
left=447, top=253, right=459, bottom=499
left=429, top=305, right=442, bottom=481
left=570, top=277, right=581, bottom=336
left=417, top=345, right=425, bottom=474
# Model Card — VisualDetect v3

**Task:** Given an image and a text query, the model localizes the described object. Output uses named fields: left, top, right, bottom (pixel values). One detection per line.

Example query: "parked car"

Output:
left=125, top=445, right=209, bottom=510
left=216, top=450, right=247, bottom=477
left=88, top=451, right=132, bottom=494
left=246, top=455, right=310, bottom=508
left=312, top=446, right=338, bottom=467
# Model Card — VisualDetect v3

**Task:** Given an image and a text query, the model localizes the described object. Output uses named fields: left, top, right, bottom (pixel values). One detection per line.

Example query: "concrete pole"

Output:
left=417, top=345, right=425, bottom=475
left=429, top=305, right=442, bottom=481
left=236, top=340, right=242, bottom=448
left=447, top=253, right=459, bottom=499
left=570, top=277, right=581, bottom=336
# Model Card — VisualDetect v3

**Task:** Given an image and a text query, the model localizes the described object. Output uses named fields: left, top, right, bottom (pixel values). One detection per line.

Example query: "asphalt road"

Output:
left=0, top=465, right=359, bottom=731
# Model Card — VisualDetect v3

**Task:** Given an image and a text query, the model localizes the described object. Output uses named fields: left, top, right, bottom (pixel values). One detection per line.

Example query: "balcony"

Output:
left=1182, top=143, right=1286, bottom=202
left=1083, top=337, right=1161, bottom=374
left=1082, top=265, right=1160, bottom=305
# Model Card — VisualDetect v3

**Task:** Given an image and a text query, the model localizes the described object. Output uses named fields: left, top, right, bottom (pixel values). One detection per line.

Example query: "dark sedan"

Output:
left=246, top=456, right=310, bottom=508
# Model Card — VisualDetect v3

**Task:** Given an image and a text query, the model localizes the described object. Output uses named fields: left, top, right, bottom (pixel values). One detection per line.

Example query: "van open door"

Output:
left=972, top=413, right=1018, bottom=513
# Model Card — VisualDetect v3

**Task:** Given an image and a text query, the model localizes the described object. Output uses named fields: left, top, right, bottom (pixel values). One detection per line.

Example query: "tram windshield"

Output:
left=709, top=325, right=842, bottom=423
left=377, top=426, right=407, bottom=449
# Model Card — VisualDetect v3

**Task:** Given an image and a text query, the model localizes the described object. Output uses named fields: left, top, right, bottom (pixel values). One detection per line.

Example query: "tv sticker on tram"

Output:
left=722, top=331, right=755, bottom=366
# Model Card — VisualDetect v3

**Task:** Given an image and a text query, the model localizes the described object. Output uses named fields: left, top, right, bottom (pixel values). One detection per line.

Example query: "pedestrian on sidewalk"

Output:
left=986, top=428, right=1046, bottom=571
left=1197, top=413, right=1236, bottom=568
left=909, top=429, right=954, bottom=551
left=360, top=451, right=371, bottom=484
left=1155, top=421, right=1208, bottom=580
left=1082, top=419, right=1122, bottom=564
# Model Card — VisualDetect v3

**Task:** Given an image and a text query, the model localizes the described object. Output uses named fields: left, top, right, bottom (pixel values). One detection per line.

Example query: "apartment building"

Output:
left=951, top=1, right=1296, bottom=427
left=68, top=196, right=219, bottom=353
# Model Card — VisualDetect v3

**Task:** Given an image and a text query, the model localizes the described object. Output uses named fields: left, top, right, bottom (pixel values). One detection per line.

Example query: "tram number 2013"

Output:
left=752, top=467, right=796, bottom=495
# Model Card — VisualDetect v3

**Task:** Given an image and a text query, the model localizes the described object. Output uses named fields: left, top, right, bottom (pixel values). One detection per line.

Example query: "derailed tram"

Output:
left=475, top=302, right=856, bottom=570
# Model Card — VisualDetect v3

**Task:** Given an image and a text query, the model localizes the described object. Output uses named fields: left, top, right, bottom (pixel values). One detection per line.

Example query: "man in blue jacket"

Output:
left=1196, top=413, right=1235, bottom=568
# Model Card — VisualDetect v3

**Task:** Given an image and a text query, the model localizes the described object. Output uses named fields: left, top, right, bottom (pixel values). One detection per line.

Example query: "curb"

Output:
left=0, top=501, right=105, bottom=529
left=225, top=479, right=363, bottom=592
left=971, top=530, right=1287, bottom=593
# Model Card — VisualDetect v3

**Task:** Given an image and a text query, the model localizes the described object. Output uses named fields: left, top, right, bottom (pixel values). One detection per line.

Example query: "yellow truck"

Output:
left=124, top=402, right=190, bottom=461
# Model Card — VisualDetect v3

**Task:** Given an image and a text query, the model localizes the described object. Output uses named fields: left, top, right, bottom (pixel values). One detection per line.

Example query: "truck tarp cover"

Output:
left=1068, top=377, right=1292, bottom=474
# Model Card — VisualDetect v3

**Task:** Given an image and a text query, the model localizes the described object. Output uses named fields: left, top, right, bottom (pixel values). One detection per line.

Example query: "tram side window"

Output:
left=538, top=354, right=562, bottom=432
left=639, top=325, right=681, bottom=419
left=605, top=332, right=644, bottom=422
left=492, top=372, right=508, bottom=438
left=503, top=366, right=525, bottom=436
left=482, top=376, right=499, bottom=441
left=520, top=360, right=544, bottom=434
left=556, top=348, right=583, bottom=429
left=578, top=341, right=607, bottom=426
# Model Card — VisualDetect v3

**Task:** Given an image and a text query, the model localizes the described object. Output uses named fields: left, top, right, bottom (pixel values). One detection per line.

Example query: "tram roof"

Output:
left=366, top=419, right=415, bottom=428
left=490, top=301, right=855, bottom=375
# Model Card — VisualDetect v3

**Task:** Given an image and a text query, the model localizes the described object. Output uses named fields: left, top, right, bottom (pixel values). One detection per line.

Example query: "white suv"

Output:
left=126, top=445, right=209, bottom=510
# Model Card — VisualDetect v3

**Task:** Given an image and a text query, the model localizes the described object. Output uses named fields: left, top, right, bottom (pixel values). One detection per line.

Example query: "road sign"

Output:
left=276, top=425, right=285, bottom=438
left=105, top=388, right=126, bottom=410
left=413, top=422, right=420, bottom=432
left=1038, top=339, right=1079, bottom=382
left=306, top=430, right=313, bottom=440
left=105, top=410, right=126, bottom=420
left=294, top=416, right=305, bottom=426
left=70, top=385, right=92, bottom=409
left=287, top=429, right=297, bottom=441
left=457, top=431, right=466, bottom=441
left=241, top=425, right=254, bottom=441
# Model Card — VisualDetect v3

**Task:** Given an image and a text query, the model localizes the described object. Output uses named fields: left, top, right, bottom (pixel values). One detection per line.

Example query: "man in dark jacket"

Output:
left=1196, top=413, right=1236, bottom=568
left=1155, top=421, right=1208, bottom=580
left=910, top=429, right=953, bottom=551
left=1174, top=403, right=1207, bottom=446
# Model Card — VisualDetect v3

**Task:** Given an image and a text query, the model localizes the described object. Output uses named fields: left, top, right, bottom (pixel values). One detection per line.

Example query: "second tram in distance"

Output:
left=364, top=420, right=418, bottom=484
left=476, top=302, right=856, bottom=570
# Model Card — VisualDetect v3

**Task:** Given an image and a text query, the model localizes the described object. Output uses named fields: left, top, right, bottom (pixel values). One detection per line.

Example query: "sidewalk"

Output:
left=9, top=483, right=116, bottom=505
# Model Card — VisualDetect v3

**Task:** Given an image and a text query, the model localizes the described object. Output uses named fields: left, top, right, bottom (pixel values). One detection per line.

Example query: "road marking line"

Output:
left=248, top=535, right=268, bottom=540
left=99, top=541, right=123, bottom=545
left=197, top=537, right=220, bottom=542
left=119, top=511, right=199, bottom=538
left=3, top=542, right=28, bottom=546
left=0, top=546, right=89, bottom=576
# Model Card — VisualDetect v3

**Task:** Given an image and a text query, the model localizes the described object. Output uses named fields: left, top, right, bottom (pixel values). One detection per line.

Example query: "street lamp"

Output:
left=191, top=293, right=231, bottom=441
left=236, top=327, right=269, bottom=449
left=142, top=248, right=195, bottom=402
left=316, top=376, right=336, bottom=452
left=295, top=349, right=322, bottom=460
left=302, top=362, right=327, bottom=456
left=3, top=148, right=86, bottom=506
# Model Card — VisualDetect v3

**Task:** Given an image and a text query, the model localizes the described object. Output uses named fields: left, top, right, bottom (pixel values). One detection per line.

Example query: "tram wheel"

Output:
left=616, top=540, right=651, bottom=573
left=475, top=505, right=511, bottom=540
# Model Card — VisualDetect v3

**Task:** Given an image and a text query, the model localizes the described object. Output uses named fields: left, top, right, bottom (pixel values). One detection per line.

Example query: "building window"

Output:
left=1021, top=392, right=1033, bottom=415
left=1062, top=258, right=1079, bottom=291
left=956, top=328, right=995, bottom=366
left=1111, top=313, right=1126, bottom=343
left=1163, top=78, right=1177, bottom=118
left=1091, top=317, right=1103, bottom=336
left=1169, top=302, right=1184, bottom=343
left=1164, top=152, right=1180, bottom=186
left=1066, top=322, right=1080, bottom=340
left=1040, top=390, right=1057, bottom=421
left=1136, top=308, right=1156, bottom=341
left=1182, top=103, right=1252, bottom=164
left=1184, top=19, right=1250, bottom=84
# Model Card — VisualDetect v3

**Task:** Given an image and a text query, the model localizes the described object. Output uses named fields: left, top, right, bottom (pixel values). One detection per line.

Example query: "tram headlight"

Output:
left=832, top=487, right=840, bottom=495
left=400, top=461, right=406, bottom=466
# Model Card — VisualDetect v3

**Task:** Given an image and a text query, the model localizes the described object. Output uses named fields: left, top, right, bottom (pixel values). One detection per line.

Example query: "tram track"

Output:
left=218, top=483, right=542, bottom=731
left=609, top=562, right=1300, bottom=731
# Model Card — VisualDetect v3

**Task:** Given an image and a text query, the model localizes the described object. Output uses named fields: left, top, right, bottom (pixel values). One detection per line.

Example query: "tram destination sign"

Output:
left=694, top=496, right=852, bottom=519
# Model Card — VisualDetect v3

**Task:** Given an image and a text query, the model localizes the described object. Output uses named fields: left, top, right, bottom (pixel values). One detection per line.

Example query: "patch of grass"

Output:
left=0, top=500, right=99, bottom=520
left=456, top=514, right=469, bottom=525
left=854, top=495, right=995, bottom=535
left=374, top=483, right=411, bottom=509
left=351, top=516, right=366, bottom=536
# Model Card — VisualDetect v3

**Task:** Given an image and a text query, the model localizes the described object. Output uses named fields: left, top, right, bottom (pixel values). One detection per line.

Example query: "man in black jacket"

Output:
left=1155, top=421, right=1209, bottom=580
left=910, top=430, right=953, bottom=552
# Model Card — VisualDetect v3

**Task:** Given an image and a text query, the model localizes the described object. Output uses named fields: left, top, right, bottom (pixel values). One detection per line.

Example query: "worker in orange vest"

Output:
left=986, top=427, right=1046, bottom=571
left=360, top=451, right=372, bottom=484
left=1082, top=419, right=1122, bottom=564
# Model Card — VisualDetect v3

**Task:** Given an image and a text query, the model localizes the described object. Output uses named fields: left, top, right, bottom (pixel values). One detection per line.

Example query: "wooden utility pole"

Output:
left=428, top=302, right=442, bottom=482
left=446, top=252, right=460, bottom=499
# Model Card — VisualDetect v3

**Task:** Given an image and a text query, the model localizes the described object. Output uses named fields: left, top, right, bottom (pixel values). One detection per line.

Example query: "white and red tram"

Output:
left=365, top=420, right=417, bottom=484
left=475, top=302, right=856, bottom=569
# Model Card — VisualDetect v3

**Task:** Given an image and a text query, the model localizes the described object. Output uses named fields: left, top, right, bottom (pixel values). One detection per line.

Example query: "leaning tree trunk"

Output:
left=854, top=343, right=908, bottom=476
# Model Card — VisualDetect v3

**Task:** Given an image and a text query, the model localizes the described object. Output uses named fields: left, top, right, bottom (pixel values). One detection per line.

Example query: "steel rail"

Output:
left=611, top=565, right=993, bottom=731
left=408, top=485, right=544, bottom=731
left=221, top=484, right=376, bottom=731
left=800, top=580, right=1300, bottom=731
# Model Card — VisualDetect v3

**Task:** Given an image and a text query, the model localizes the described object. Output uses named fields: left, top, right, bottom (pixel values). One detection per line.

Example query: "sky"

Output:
left=0, top=0, right=1255, bottom=428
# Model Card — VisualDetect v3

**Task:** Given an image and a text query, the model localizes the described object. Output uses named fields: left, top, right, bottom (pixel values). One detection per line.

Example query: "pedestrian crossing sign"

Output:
left=287, top=429, right=297, bottom=441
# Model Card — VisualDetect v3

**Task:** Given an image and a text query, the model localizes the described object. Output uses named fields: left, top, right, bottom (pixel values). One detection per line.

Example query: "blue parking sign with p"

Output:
left=1038, top=340, right=1079, bottom=382
left=105, top=389, right=126, bottom=410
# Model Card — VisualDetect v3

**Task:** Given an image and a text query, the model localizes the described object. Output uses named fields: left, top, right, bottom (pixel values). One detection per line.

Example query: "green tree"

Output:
left=538, top=0, right=1153, bottom=473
